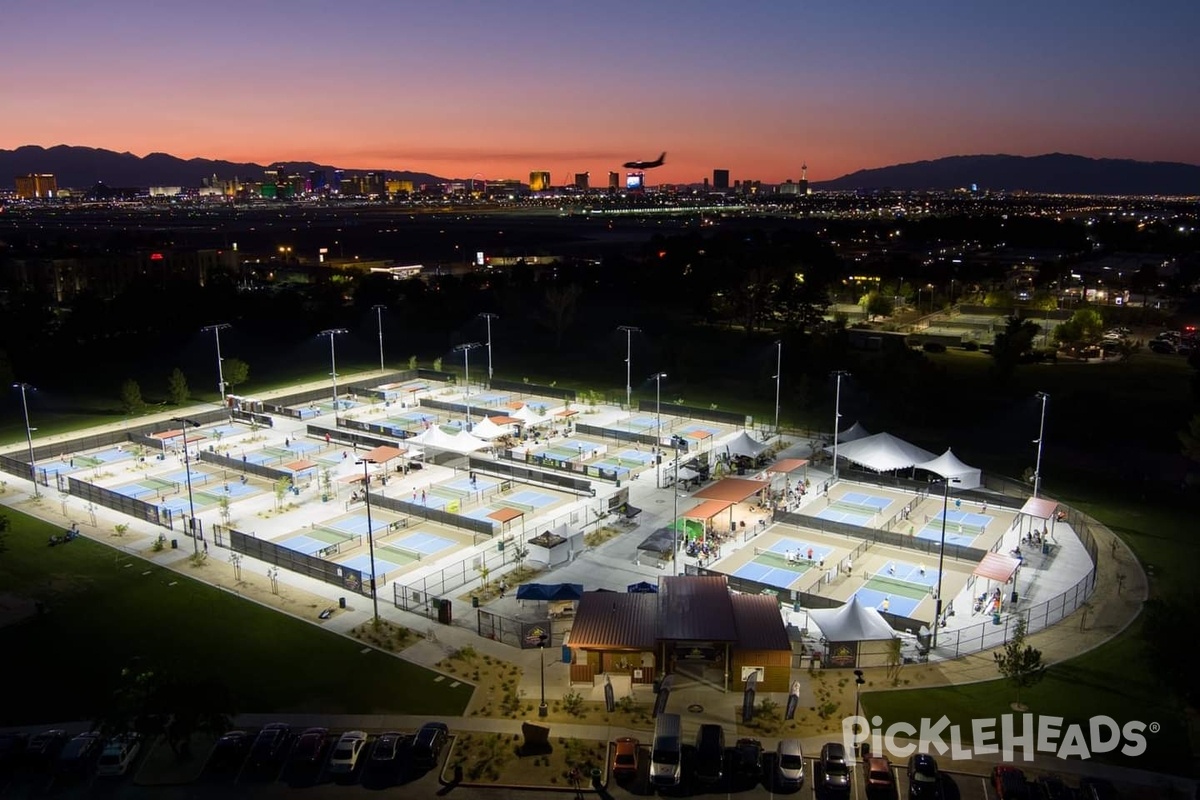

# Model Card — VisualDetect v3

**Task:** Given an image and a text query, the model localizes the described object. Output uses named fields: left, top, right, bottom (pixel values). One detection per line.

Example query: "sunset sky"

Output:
left=5, top=1, right=1199, bottom=184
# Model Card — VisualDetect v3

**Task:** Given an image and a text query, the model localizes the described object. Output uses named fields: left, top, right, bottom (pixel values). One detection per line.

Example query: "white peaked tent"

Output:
left=808, top=596, right=896, bottom=642
left=471, top=416, right=514, bottom=440
left=451, top=429, right=492, bottom=453
left=915, top=449, right=982, bottom=490
left=825, top=432, right=936, bottom=472
left=512, top=404, right=550, bottom=426
left=837, top=422, right=871, bottom=443
left=408, top=425, right=465, bottom=451
left=725, top=431, right=768, bottom=458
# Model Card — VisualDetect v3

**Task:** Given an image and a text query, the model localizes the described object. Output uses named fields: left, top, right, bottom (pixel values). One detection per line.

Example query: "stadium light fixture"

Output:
left=479, top=313, right=499, bottom=381
left=170, top=417, right=202, bottom=556
left=319, top=329, right=348, bottom=419
left=201, top=323, right=232, bottom=408
left=13, top=382, right=39, bottom=498
left=617, top=326, right=640, bottom=409
left=355, top=457, right=380, bottom=623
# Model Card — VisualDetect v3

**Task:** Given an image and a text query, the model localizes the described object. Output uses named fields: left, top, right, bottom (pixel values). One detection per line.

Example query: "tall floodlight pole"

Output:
left=831, top=371, right=850, bottom=482
left=171, top=417, right=201, bottom=555
left=773, top=340, right=783, bottom=434
left=455, top=343, right=482, bottom=425
left=1033, top=392, right=1049, bottom=498
left=372, top=305, right=387, bottom=374
left=319, top=329, right=348, bottom=419
left=356, top=457, right=380, bottom=623
left=13, top=382, right=39, bottom=498
left=617, top=326, right=640, bottom=409
left=479, top=313, right=499, bottom=381
left=931, top=476, right=961, bottom=650
left=201, top=323, right=232, bottom=408
left=652, top=373, right=667, bottom=488
left=673, top=437, right=682, bottom=575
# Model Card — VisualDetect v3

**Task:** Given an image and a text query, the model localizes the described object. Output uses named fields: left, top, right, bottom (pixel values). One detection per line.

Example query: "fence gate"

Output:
left=393, top=583, right=439, bottom=619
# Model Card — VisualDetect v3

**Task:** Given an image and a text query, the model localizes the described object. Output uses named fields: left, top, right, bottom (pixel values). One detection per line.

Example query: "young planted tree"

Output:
left=166, top=368, right=190, bottom=405
left=273, top=477, right=291, bottom=512
left=223, top=358, right=250, bottom=389
left=993, top=617, right=1045, bottom=710
left=120, top=379, right=145, bottom=415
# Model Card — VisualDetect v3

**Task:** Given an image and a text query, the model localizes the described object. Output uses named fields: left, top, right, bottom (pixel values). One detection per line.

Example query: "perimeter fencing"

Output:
left=232, top=410, right=273, bottom=427
left=470, top=455, right=594, bottom=496
left=213, top=524, right=371, bottom=597
left=392, top=535, right=532, bottom=612
left=636, top=401, right=746, bottom=427
left=198, top=450, right=291, bottom=483
left=0, top=453, right=35, bottom=484
left=67, top=476, right=174, bottom=531
left=307, top=423, right=401, bottom=452
left=336, top=416, right=413, bottom=441
left=367, top=493, right=495, bottom=539
left=774, top=510, right=990, bottom=564
left=496, top=448, right=623, bottom=484
left=487, top=378, right=576, bottom=402
left=477, top=609, right=567, bottom=648
left=574, top=422, right=661, bottom=448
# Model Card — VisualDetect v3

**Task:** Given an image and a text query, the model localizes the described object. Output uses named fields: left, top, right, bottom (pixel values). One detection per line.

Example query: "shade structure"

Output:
left=807, top=595, right=896, bottom=642
left=406, top=424, right=462, bottom=450
left=973, top=552, right=1022, bottom=583
left=627, top=581, right=658, bottom=593
left=362, top=444, right=405, bottom=464
left=693, top=477, right=768, bottom=503
left=825, top=432, right=936, bottom=472
left=683, top=499, right=733, bottom=520
left=517, top=583, right=583, bottom=602
left=470, top=416, right=514, bottom=439
left=451, top=429, right=491, bottom=452
left=914, top=448, right=982, bottom=490
left=1019, top=497, right=1059, bottom=520
left=725, top=431, right=768, bottom=458
left=512, top=404, right=550, bottom=426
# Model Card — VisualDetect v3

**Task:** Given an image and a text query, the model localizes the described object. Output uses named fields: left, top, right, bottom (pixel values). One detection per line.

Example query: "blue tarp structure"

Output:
left=516, top=583, right=584, bottom=602
left=627, top=581, right=658, bottom=593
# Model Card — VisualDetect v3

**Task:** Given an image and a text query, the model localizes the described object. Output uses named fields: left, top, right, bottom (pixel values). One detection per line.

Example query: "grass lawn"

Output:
left=861, top=623, right=1188, bottom=772
left=0, top=508, right=473, bottom=725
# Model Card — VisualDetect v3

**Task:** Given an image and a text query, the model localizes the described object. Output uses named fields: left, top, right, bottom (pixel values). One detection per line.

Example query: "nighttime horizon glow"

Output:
left=4, top=0, right=1200, bottom=184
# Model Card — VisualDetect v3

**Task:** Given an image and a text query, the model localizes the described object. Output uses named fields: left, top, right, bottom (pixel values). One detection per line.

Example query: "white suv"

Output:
left=328, top=731, right=368, bottom=774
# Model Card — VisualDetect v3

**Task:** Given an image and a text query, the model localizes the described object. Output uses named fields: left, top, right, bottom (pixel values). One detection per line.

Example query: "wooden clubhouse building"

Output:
left=566, top=575, right=792, bottom=693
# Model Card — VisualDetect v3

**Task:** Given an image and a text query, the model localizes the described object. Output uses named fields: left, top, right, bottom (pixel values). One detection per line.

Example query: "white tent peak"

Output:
left=825, top=432, right=936, bottom=473
left=725, top=430, right=768, bottom=458
left=915, top=448, right=982, bottom=490
left=471, top=416, right=513, bottom=440
left=512, top=404, right=550, bottom=425
left=808, top=595, right=896, bottom=642
left=408, top=425, right=489, bottom=453
left=837, top=422, right=871, bottom=443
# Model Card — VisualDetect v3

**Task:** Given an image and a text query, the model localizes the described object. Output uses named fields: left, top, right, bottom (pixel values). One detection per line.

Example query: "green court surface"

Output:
left=753, top=548, right=812, bottom=576
left=0, top=509, right=473, bottom=724
left=862, top=574, right=928, bottom=600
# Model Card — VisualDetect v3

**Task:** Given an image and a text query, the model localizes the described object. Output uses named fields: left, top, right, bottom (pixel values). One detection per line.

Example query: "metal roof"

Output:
left=659, top=575, right=738, bottom=641
left=692, top=477, right=769, bottom=503
left=683, top=499, right=734, bottom=520
left=729, top=593, right=792, bottom=651
left=567, top=592, right=659, bottom=649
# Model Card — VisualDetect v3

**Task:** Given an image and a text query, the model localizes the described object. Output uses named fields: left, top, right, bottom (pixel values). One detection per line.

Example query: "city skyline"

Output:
left=4, top=1, right=1200, bottom=184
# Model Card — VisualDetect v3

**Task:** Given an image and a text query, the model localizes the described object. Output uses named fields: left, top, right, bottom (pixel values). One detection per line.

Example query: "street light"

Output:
left=538, top=632, right=549, bottom=717
left=854, top=667, right=866, bottom=720
left=773, top=340, right=783, bottom=435
left=617, top=326, right=640, bottom=409
left=1033, top=392, right=1049, bottom=498
left=479, top=312, right=499, bottom=381
left=372, top=305, right=387, bottom=374
left=831, top=371, right=850, bottom=482
left=201, top=323, right=232, bottom=408
left=931, top=476, right=962, bottom=650
left=651, top=372, right=667, bottom=487
left=13, top=382, right=39, bottom=498
left=356, top=457, right=381, bottom=623
left=319, top=329, right=348, bottom=418
left=455, top=343, right=482, bottom=425
left=171, top=417, right=201, bottom=555
left=672, top=435, right=684, bottom=576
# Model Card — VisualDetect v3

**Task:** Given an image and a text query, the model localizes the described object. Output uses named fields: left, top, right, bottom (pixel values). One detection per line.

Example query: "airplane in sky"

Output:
left=623, top=152, right=666, bottom=170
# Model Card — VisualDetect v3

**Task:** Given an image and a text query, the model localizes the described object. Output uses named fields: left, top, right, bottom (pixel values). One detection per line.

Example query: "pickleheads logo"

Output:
left=843, top=715, right=1152, bottom=761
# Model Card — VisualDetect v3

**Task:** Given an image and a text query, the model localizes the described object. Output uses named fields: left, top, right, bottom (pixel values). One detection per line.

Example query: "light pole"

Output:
left=455, top=343, right=482, bottom=425
left=652, top=372, right=667, bottom=488
left=479, top=312, right=499, bottom=381
left=356, top=457, right=380, bottom=623
left=773, top=340, right=783, bottom=434
left=1033, top=392, right=1049, bottom=498
left=319, top=329, right=348, bottom=419
left=13, top=382, right=39, bottom=498
left=201, top=323, right=232, bottom=408
left=853, top=668, right=866, bottom=757
left=672, top=435, right=683, bottom=575
left=617, top=325, right=640, bottom=409
left=931, top=476, right=962, bottom=650
left=171, top=417, right=201, bottom=555
left=539, top=632, right=549, bottom=717
left=372, top=305, right=387, bottom=374
left=831, top=371, right=850, bottom=482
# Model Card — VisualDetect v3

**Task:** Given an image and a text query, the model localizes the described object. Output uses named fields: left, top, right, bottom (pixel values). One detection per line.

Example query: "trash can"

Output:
left=793, top=599, right=801, bottom=612
left=171, top=539, right=178, bottom=549
left=339, top=597, right=347, bottom=609
left=1042, top=541, right=1051, bottom=555
left=497, top=539, right=505, bottom=552
left=438, top=598, right=453, bottom=624
left=1011, top=590, right=1019, bottom=604
left=992, top=611, right=1002, bottom=625
left=472, top=596, right=479, bottom=608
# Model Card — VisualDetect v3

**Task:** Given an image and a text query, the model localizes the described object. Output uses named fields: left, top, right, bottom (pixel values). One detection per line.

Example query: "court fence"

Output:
left=368, top=492, right=495, bottom=538
left=198, top=450, right=291, bottom=483
left=477, top=609, right=567, bottom=648
left=67, top=476, right=174, bottom=531
left=392, top=534, right=532, bottom=612
left=232, top=409, right=274, bottom=428
left=496, top=448, right=623, bottom=484
left=774, top=510, right=990, bottom=564
left=574, top=422, right=660, bottom=448
left=213, top=524, right=371, bottom=597
left=336, top=416, right=412, bottom=441
left=0, top=453, right=35, bottom=484
left=487, top=378, right=576, bottom=402
left=307, top=423, right=400, bottom=452
left=470, top=455, right=594, bottom=496
left=637, top=400, right=746, bottom=427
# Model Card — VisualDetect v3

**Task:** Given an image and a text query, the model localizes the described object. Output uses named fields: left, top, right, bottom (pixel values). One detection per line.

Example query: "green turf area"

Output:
left=0, top=509, right=472, bottom=725
left=861, top=622, right=1187, bottom=771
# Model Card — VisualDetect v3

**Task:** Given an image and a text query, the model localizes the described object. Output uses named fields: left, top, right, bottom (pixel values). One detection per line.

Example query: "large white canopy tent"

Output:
left=914, top=449, right=982, bottom=490
left=408, top=425, right=490, bottom=454
left=470, top=416, right=515, bottom=440
left=724, top=430, right=768, bottom=458
left=837, top=422, right=871, bottom=443
left=512, top=404, right=551, bottom=427
left=808, top=595, right=897, bottom=641
left=825, top=432, right=936, bottom=473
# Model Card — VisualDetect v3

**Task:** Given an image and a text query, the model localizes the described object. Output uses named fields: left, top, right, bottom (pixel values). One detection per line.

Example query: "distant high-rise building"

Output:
left=703, top=177, right=710, bottom=192
left=14, top=173, right=57, bottom=199
left=529, top=171, right=551, bottom=192
left=309, top=170, right=327, bottom=193
left=799, top=162, right=810, bottom=195
left=626, top=172, right=645, bottom=192
left=574, top=172, right=590, bottom=191
left=713, top=169, right=730, bottom=191
left=333, top=169, right=345, bottom=194
left=608, top=171, right=620, bottom=192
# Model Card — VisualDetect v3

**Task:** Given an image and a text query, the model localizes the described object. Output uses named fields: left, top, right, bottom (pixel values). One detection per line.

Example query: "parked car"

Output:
left=208, top=730, right=251, bottom=773
left=907, top=753, right=942, bottom=798
left=248, top=723, right=292, bottom=770
left=864, top=755, right=895, bottom=795
left=370, top=731, right=405, bottom=767
left=1149, top=339, right=1176, bottom=354
left=1079, top=776, right=1122, bottom=799
left=611, top=737, right=639, bottom=779
left=25, top=729, right=68, bottom=766
left=290, top=727, right=329, bottom=768
left=96, top=733, right=142, bottom=777
left=57, top=732, right=104, bottom=774
left=1036, top=775, right=1072, bottom=799
left=694, top=724, right=725, bottom=783
left=774, top=738, right=805, bottom=789
left=328, top=731, right=368, bottom=774
left=992, top=764, right=1030, bottom=799
left=820, top=742, right=852, bottom=794
left=733, top=738, right=763, bottom=778
left=410, top=722, right=448, bottom=770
